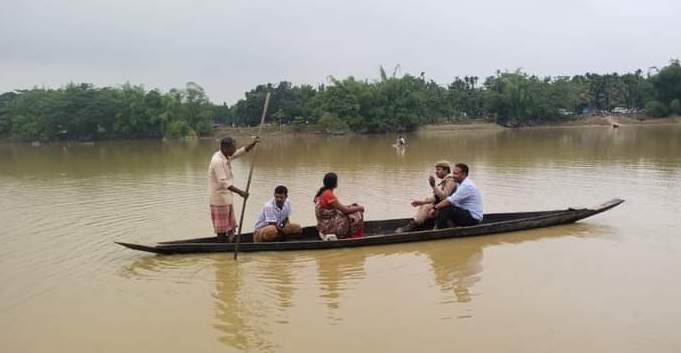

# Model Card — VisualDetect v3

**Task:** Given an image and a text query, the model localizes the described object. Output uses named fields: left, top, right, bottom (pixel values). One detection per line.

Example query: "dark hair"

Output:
left=274, top=185, right=288, bottom=195
left=220, top=136, right=235, bottom=150
left=314, top=172, right=338, bottom=199
left=455, top=163, right=469, bottom=175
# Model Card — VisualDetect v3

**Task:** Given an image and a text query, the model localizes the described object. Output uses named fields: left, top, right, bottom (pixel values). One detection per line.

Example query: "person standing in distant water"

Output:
left=208, top=136, right=259, bottom=241
left=432, top=163, right=483, bottom=228
left=314, top=172, right=365, bottom=239
left=396, top=135, right=406, bottom=147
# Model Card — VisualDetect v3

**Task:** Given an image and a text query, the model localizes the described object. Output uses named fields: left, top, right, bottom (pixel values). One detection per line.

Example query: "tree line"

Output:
left=1, top=61, right=680, bottom=141
left=0, top=82, right=214, bottom=141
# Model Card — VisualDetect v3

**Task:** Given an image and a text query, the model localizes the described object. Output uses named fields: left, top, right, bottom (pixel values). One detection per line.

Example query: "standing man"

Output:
left=432, top=163, right=483, bottom=228
left=253, top=185, right=302, bottom=242
left=209, top=136, right=259, bottom=241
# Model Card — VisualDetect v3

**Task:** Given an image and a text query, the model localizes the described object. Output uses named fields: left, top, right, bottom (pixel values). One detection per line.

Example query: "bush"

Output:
left=165, top=120, right=192, bottom=138
left=318, top=113, right=349, bottom=134
left=292, top=116, right=307, bottom=132
left=193, top=119, right=212, bottom=135
left=670, top=99, right=681, bottom=115
left=645, top=101, right=670, bottom=118
left=0, top=114, right=10, bottom=135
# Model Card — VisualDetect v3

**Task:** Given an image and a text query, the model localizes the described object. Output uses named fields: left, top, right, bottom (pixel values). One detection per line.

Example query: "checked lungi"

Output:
left=210, top=204, right=236, bottom=233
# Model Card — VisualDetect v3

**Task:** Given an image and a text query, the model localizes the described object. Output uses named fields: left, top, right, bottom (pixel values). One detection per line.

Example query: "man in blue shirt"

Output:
left=433, top=163, right=483, bottom=228
left=253, top=185, right=302, bottom=242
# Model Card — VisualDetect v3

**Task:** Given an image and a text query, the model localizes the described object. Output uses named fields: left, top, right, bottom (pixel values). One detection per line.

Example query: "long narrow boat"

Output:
left=116, top=198, right=624, bottom=255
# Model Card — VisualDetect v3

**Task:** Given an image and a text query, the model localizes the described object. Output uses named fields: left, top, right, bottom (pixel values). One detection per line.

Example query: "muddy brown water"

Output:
left=1, top=125, right=680, bottom=352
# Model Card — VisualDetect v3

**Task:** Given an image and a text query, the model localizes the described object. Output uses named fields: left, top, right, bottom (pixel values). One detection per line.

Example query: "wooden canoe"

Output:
left=115, top=198, right=624, bottom=255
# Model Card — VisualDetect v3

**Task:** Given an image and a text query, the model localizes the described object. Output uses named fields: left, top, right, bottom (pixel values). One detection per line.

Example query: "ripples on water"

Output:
left=1, top=125, right=681, bottom=352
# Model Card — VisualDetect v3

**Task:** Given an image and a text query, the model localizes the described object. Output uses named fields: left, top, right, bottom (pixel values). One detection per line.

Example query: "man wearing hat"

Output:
left=396, top=160, right=457, bottom=232
left=433, top=163, right=483, bottom=228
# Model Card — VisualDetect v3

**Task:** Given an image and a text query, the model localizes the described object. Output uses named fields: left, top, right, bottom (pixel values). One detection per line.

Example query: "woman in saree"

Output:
left=313, top=172, right=365, bottom=239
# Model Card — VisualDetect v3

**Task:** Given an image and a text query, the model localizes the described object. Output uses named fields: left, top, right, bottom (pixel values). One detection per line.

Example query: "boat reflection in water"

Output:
left=212, top=258, right=283, bottom=352
left=121, top=221, right=610, bottom=351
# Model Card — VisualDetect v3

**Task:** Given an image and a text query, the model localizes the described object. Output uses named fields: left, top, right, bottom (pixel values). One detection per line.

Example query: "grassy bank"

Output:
left=555, top=115, right=681, bottom=127
left=4, top=115, right=678, bottom=144
left=211, top=115, right=681, bottom=138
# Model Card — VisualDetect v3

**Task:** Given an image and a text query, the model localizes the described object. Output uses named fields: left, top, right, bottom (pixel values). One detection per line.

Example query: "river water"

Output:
left=1, top=125, right=680, bottom=352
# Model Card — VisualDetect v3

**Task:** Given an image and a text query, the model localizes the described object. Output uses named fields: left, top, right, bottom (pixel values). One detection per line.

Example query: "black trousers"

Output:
left=436, top=206, right=480, bottom=228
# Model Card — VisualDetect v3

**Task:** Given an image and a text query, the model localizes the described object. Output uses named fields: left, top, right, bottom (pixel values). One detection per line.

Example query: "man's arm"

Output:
left=233, top=137, right=260, bottom=160
left=273, top=217, right=289, bottom=234
left=432, top=184, right=446, bottom=201
left=434, top=178, right=457, bottom=200
left=282, top=202, right=291, bottom=226
left=228, top=185, right=248, bottom=199
left=230, top=146, right=247, bottom=160
left=434, top=183, right=470, bottom=210
left=230, top=136, right=260, bottom=159
left=262, top=206, right=284, bottom=233
left=262, top=220, right=284, bottom=234
left=245, top=137, right=259, bottom=152
left=412, top=196, right=435, bottom=207
left=447, top=184, right=472, bottom=209
left=434, top=198, right=451, bottom=210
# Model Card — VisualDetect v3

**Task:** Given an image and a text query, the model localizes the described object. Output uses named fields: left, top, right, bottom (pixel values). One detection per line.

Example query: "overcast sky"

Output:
left=1, top=0, right=680, bottom=103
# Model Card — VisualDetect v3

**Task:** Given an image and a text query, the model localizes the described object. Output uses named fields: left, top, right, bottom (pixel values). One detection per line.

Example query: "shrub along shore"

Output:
left=1, top=61, right=680, bottom=142
left=212, top=115, right=680, bottom=139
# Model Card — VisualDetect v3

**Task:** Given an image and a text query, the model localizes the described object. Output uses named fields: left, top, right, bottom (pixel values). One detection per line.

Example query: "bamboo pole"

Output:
left=234, top=92, right=270, bottom=260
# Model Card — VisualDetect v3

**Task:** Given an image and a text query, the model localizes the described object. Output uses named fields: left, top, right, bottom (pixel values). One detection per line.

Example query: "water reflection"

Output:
left=394, top=144, right=406, bottom=158
left=425, top=241, right=483, bottom=304
left=119, top=221, right=611, bottom=350
left=423, top=223, right=610, bottom=305
left=212, top=259, right=279, bottom=352
left=314, top=250, right=368, bottom=323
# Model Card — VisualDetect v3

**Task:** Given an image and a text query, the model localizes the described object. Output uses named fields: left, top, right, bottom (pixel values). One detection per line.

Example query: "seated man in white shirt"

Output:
left=253, top=185, right=303, bottom=242
left=432, top=163, right=483, bottom=228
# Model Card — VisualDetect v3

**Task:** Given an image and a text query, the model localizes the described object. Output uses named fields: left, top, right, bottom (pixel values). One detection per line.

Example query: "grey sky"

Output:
left=2, top=0, right=680, bottom=103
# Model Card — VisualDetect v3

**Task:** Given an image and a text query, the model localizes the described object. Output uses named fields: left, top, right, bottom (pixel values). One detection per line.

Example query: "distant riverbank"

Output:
left=212, top=115, right=681, bottom=139
left=553, top=115, right=681, bottom=127
left=4, top=115, right=679, bottom=144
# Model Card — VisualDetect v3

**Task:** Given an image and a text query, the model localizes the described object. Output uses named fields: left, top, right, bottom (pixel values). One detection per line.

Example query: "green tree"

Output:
left=213, top=103, right=232, bottom=125
left=182, top=82, right=213, bottom=135
left=645, top=101, right=670, bottom=118
left=669, top=99, right=681, bottom=115
left=317, top=112, right=349, bottom=133
left=483, top=71, right=565, bottom=125
left=652, top=60, right=681, bottom=105
left=0, top=92, right=17, bottom=135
